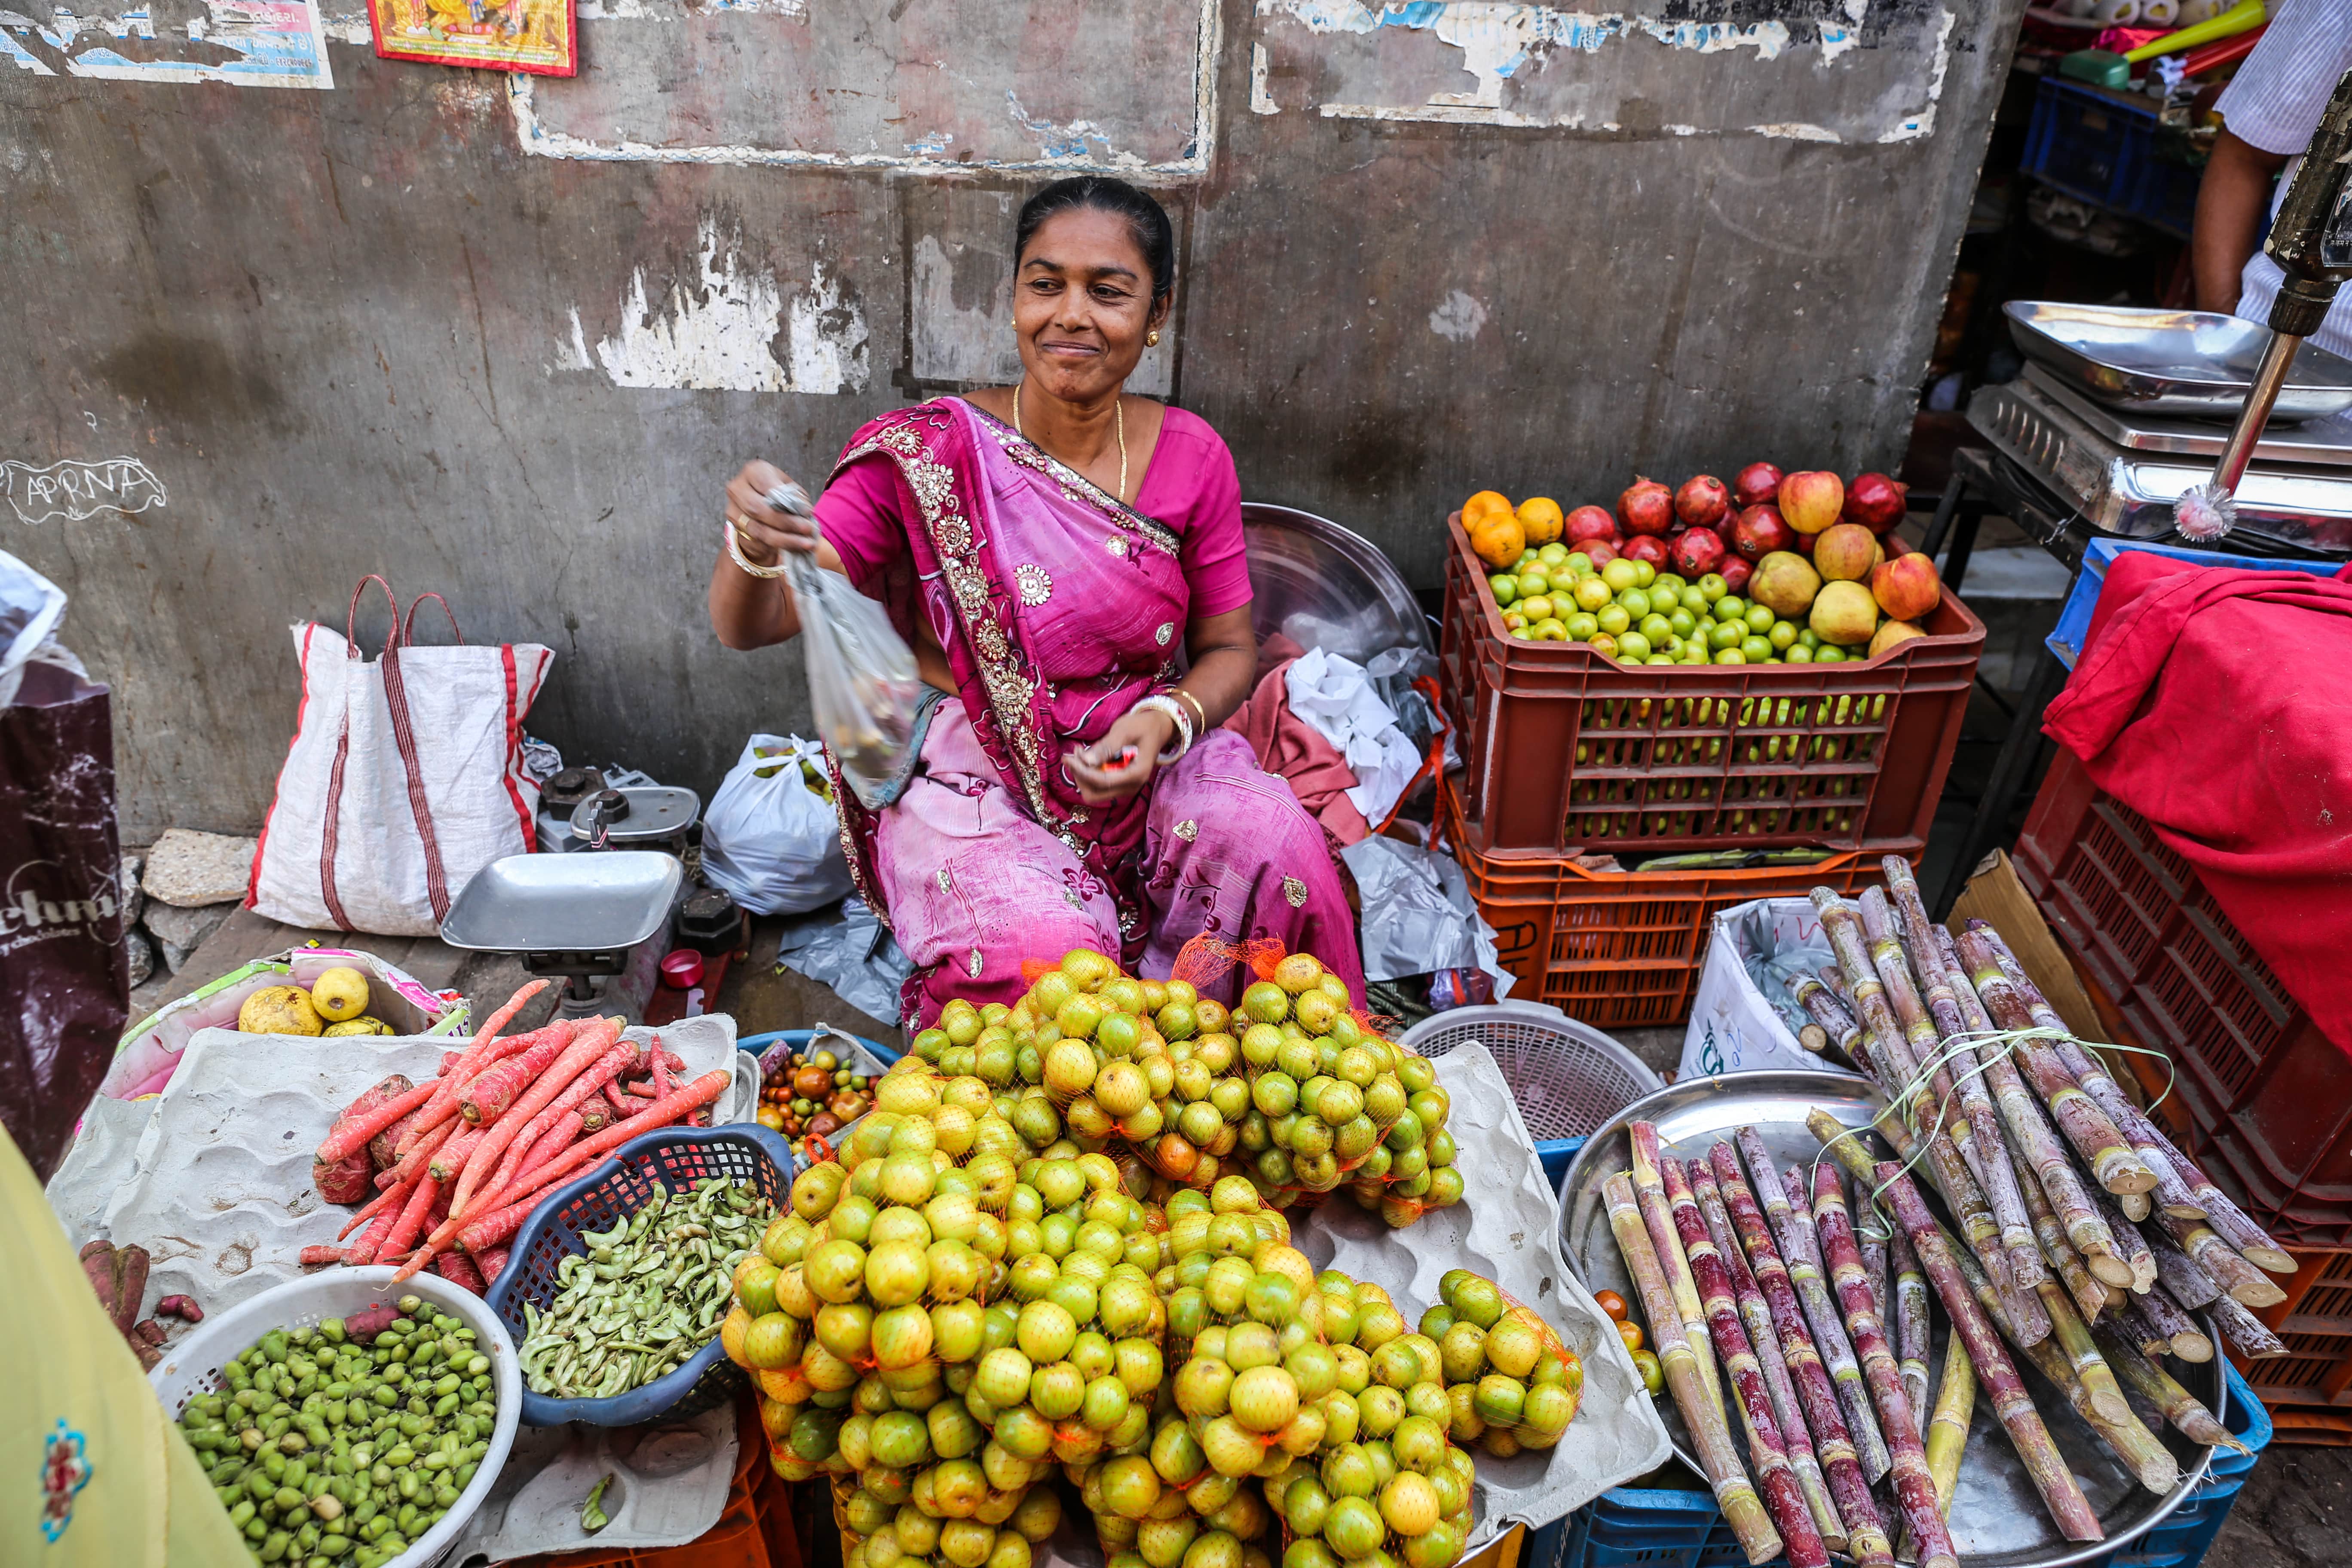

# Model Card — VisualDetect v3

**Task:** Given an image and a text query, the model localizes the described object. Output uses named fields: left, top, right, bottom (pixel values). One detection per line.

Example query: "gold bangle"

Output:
left=725, top=517, right=788, bottom=580
left=1174, top=688, right=1208, bottom=732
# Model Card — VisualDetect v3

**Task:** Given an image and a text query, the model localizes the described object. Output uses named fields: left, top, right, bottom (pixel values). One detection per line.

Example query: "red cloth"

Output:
left=1223, top=657, right=1371, bottom=845
left=2042, top=552, right=2352, bottom=1057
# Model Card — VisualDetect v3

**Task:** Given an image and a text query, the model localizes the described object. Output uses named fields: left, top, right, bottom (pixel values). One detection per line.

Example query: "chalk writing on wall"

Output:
left=3, top=458, right=168, bottom=524
left=0, top=0, right=333, bottom=89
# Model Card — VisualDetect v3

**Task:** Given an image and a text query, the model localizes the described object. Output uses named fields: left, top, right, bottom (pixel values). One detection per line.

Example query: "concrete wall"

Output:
left=0, top=0, right=2020, bottom=839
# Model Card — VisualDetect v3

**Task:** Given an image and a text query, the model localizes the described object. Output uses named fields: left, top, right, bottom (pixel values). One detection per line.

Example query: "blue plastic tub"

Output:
left=2021, top=77, right=2202, bottom=240
left=484, top=1121, right=795, bottom=1427
left=1557, top=1361, right=2271, bottom=1568
left=2046, top=538, right=2345, bottom=669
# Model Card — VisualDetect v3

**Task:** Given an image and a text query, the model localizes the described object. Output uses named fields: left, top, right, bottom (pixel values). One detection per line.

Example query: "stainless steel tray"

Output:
left=1243, top=502, right=1433, bottom=665
left=2026, top=365, right=2352, bottom=468
left=2005, top=301, right=2352, bottom=422
left=440, top=851, right=683, bottom=953
left=1559, top=1071, right=2226, bottom=1568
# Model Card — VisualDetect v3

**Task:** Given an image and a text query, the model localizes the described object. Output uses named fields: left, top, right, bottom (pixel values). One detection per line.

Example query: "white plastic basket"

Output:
left=1398, top=1000, right=1663, bottom=1142
left=149, top=1268, right=522, bottom=1568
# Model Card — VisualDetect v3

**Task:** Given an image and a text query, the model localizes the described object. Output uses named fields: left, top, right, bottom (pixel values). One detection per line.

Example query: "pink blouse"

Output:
left=817, top=403, right=1255, bottom=619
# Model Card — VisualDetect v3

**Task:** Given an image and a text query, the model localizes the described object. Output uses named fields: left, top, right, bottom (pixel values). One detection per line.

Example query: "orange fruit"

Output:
left=1461, top=490, right=1512, bottom=528
left=1515, top=497, right=1564, bottom=546
left=1468, top=511, right=1525, bottom=570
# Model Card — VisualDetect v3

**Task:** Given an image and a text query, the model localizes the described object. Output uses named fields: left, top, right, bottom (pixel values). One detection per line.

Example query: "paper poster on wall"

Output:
left=369, top=0, right=572, bottom=76
left=0, top=0, right=333, bottom=88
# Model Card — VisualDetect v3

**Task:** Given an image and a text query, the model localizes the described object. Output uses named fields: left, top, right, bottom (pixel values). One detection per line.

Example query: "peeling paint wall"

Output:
left=0, top=0, right=2019, bottom=837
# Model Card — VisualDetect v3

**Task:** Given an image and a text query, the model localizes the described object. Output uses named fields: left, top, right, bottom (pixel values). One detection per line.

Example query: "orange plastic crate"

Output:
left=1440, top=775, right=1904, bottom=1029
left=1439, top=515, right=1983, bottom=857
left=2233, top=1246, right=2352, bottom=1447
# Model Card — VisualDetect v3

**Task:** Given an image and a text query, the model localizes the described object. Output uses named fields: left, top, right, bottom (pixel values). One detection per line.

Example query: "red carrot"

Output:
left=337, top=1181, right=407, bottom=1240
left=316, top=1080, right=439, bottom=1167
left=347, top=1203, right=401, bottom=1266
left=488, top=1038, right=637, bottom=1196
left=461, top=1024, right=584, bottom=1127
left=448, top=1018, right=622, bottom=1218
left=382, top=1118, right=457, bottom=1191
left=627, top=1081, right=656, bottom=1098
left=429, top=1124, right=489, bottom=1185
left=397, top=982, right=551, bottom=1156
left=478, top=1248, right=510, bottom=1284
left=416, top=1069, right=731, bottom=1273
left=652, top=1035, right=670, bottom=1100
left=301, top=1244, right=357, bottom=1267
left=378, top=1173, right=443, bottom=1265
left=442, top=1051, right=464, bottom=1075
left=433, top=1249, right=487, bottom=1294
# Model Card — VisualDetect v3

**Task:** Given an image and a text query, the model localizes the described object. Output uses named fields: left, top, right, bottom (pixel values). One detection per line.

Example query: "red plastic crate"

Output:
left=1439, top=775, right=1902, bottom=1029
left=1438, top=515, right=1984, bottom=857
left=2016, top=745, right=2352, bottom=1246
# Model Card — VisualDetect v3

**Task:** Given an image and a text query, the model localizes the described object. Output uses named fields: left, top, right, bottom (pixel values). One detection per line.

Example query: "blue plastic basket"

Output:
left=484, top=1122, right=794, bottom=1427
left=2046, top=539, right=2344, bottom=669
left=2021, top=77, right=2202, bottom=240
left=1556, top=1360, right=2271, bottom=1568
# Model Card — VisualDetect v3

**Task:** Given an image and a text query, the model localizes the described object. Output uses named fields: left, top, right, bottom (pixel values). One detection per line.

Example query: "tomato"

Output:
left=1614, top=1319, right=1644, bottom=1355
left=1592, top=1289, right=1629, bottom=1323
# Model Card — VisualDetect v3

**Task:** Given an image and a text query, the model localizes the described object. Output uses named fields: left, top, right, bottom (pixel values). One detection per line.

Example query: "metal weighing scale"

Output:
left=441, top=785, right=705, bottom=1020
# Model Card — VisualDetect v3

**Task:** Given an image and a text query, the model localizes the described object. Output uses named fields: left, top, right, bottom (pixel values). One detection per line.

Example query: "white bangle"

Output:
left=1133, top=695, right=1193, bottom=765
left=725, top=518, right=788, bottom=580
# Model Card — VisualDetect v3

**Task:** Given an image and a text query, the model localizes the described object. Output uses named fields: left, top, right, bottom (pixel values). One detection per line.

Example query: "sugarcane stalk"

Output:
left=1973, top=926, right=2295, bottom=1275
left=1885, top=1226, right=1933, bottom=1438
left=2153, top=1209, right=2286, bottom=1308
left=1709, top=1141, right=1895, bottom=1556
left=2208, top=1289, right=2290, bottom=1359
left=1734, top=1126, right=1893, bottom=1482
left=2092, top=1186, right=2159, bottom=1293
left=1662, top=1157, right=1831, bottom=1568
left=2013, top=1139, right=2111, bottom=1322
left=1952, top=928, right=2156, bottom=1197
left=1937, top=925, right=2134, bottom=1289
left=2092, top=1323, right=2254, bottom=1455
left=1691, top=1156, right=1856, bottom=1557
left=1603, top=1171, right=1780, bottom=1563
left=2106, top=1294, right=2171, bottom=1357
left=1924, top=1336, right=1975, bottom=1518
left=1806, top=1163, right=1958, bottom=1568
left=1885, top=868, right=2055, bottom=1302
left=2142, top=1215, right=2222, bottom=1308
left=1853, top=890, right=1988, bottom=1185
left=2132, top=1280, right=2215, bottom=1362
left=1876, top=1163, right=2106, bottom=1541
left=1789, top=974, right=1863, bottom=1068
left=2120, top=1191, right=2153, bottom=1222
left=1630, top=1121, right=1726, bottom=1415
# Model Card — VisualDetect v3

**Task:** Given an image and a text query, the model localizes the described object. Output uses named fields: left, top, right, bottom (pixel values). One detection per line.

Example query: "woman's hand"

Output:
left=725, top=460, right=821, bottom=567
left=1065, top=706, right=1179, bottom=806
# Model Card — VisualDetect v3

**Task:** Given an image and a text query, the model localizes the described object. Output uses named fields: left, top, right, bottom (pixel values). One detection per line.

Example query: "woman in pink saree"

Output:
left=710, top=177, right=1361, bottom=1029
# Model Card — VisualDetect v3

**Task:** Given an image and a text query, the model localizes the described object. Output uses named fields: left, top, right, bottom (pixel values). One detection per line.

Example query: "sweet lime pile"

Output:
left=1491, top=549, right=1852, bottom=666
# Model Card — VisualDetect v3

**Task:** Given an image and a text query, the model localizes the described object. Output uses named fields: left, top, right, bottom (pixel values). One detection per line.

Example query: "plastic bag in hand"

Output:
left=771, top=482, right=925, bottom=808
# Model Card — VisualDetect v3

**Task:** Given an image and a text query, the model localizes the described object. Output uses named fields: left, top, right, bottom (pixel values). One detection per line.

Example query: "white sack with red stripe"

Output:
left=249, top=578, right=553, bottom=936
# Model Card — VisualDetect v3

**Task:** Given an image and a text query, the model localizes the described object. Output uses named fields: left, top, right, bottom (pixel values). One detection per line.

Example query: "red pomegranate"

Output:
left=1581, top=538, right=1620, bottom=567
left=1621, top=535, right=1670, bottom=569
left=1733, top=462, right=1784, bottom=508
left=1718, top=555, right=1753, bottom=594
left=1618, top=478, right=1675, bottom=537
left=1674, top=475, right=1731, bottom=530
left=1670, top=527, right=1725, bottom=577
left=1729, top=505, right=1795, bottom=562
left=1564, top=505, right=1617, bottom=545
left=1842, top=472, right=1911, bottom=534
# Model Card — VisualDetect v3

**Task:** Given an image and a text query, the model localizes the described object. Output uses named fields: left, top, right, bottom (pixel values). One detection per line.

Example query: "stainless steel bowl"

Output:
left=1243, top=502, right=1432, bottom=665
left=1559, top=1070, right=2228, bottom=1568
left=2004, top=300, right=2352, bottom=422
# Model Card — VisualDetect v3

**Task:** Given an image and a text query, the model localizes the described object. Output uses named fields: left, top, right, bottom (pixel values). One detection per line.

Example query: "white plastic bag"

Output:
left=249, top=579, right=553, bottom=936
left=772, top=483, right=924, bottom=809
left=1680, top=897, right=1861, bottom=1081
left=701, top=734, right=855, bottom=916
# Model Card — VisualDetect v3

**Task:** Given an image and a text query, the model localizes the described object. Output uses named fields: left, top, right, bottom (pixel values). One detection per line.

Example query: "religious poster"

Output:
left=370, top=0, right=573, bottom=75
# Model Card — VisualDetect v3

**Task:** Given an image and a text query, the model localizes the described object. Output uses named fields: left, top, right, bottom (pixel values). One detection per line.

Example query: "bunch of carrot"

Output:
left=298, top=981, right=733, bottom=1290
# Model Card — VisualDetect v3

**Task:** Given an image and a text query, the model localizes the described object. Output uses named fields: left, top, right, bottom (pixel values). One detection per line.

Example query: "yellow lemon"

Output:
left=309, top=965, right=371, bottom=1022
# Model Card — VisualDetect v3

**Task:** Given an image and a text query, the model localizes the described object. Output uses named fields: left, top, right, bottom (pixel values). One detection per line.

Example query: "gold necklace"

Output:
left=1014, top=380, right=1127, bottom=503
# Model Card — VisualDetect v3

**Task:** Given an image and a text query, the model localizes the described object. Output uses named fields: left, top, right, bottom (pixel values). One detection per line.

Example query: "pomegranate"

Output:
left=1733, top=462, right=1784, bottom=508
left=1795, top=530, right=1816, bottom=557
left=1617, top=477, right=1675, bottom=537
left=1564, top=505, right=1616, bottom=545
left=1621, top=534, right=1669, bottom=569
left=1718, top=555, right=1752, bottom=594
left=1674, top=475, right=1731, bottom=529
left=1729, top=504, right=1794, bottom=561
left=1581, top=538, right=1620, bottom=567
left=1842, top=472, right=1910, bottom=534
left=1778, top=471, right=1846, bottom=536
left=1670, top=527, right=1725, bottom=577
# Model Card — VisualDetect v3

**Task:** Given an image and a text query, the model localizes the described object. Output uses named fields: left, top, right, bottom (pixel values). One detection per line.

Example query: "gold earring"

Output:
left=1147, top=331, right=1161, bottom=346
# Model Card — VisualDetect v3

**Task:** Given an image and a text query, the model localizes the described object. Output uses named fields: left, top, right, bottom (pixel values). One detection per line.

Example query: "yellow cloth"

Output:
left=2, top=1126, right=249, bottom=1566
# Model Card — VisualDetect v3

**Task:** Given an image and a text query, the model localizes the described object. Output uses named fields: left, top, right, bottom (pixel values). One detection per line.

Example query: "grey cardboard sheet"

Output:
left=1295, top=1042, right=1673, bottom=1548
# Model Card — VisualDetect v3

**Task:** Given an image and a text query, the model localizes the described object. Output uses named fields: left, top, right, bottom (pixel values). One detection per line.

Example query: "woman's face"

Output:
left=1012, top=206, right=1169, bottom=405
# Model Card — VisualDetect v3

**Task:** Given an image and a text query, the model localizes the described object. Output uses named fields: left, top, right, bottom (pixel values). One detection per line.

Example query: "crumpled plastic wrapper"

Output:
left=1732, top=902, right=1837, bottom=1038
left=446, top=1402, right=739, bottom=1565
left=1340, top=834, right=1514, bottom=998
left=775, top=896, right=912, bottom=1027
left=1298, top=1041, right=1673, bottom=1547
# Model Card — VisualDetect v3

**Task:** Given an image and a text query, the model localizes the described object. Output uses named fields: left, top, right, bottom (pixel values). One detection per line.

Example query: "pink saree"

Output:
left=817, top=398, right=1362, bottom=1027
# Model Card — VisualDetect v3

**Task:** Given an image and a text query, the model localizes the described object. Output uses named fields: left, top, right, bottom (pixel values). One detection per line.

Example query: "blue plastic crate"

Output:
left=2046, top=538, right=2345, bottom=668
left=2021, top=77, right=2202, bottom=240
left=1559, top=1360, right=2271, bottom=1568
